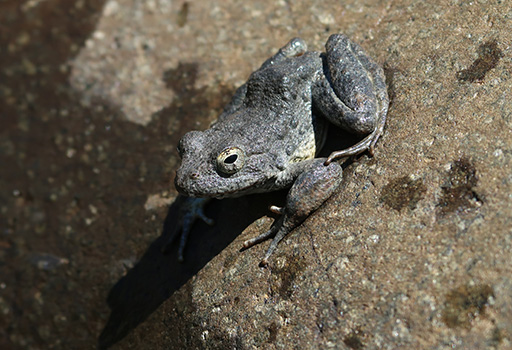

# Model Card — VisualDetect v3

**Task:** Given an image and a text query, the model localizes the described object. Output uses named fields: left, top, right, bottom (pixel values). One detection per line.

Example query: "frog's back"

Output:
left=211, top=52, right=327, bottom=165
left=243, top=51, right=322, bottom=111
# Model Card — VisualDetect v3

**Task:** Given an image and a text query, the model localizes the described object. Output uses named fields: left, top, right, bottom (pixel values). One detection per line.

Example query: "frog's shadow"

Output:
left=97, top=190, right=283, bottom=349
left=98, top=126, right=361, bottom=349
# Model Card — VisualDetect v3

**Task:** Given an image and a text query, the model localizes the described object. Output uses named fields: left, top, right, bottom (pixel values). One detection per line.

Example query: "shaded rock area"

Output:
left=1, top=0, right=511, bottom=349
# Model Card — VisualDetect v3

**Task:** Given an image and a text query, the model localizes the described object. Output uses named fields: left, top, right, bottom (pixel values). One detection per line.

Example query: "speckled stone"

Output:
left=1, top=1, right=511, bottom=349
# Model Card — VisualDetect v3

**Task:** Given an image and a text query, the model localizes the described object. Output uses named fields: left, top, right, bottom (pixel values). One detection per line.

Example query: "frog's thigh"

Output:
left=257, top=160, right=343, bottom=265
left=316, top=34, right=386, bottom=135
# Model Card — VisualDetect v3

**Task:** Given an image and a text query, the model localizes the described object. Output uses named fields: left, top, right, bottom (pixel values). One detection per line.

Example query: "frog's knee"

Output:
left=350, top=112, right=377, bottom=135
left=325, top=34, right=350, bottom=53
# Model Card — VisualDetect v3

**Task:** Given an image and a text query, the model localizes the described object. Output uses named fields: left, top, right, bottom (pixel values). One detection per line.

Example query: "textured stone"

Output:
left=1, top=0, right=511, bottom=349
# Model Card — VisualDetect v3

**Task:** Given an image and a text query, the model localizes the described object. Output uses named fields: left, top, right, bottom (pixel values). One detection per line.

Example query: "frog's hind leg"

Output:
left=242, top=159, right=343, bottom=266
left=314, top=34, right=388, bottom=164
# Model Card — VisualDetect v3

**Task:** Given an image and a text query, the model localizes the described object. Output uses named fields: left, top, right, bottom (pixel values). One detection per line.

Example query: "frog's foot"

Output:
left=324, top=115, right=386, bottom=165
left=242, top=216, right=287, bottom=267
left=242, top=159, right=343, bottom=267
left=162, top=196, right=213, bottom=262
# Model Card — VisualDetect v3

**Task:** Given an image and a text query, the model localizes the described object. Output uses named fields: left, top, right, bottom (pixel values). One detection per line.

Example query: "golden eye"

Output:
left=216, top=147, right=245, bottom=175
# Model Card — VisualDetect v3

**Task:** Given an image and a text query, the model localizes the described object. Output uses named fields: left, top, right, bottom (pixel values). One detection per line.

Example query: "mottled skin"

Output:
left=173, top=34, right=388, bottom=266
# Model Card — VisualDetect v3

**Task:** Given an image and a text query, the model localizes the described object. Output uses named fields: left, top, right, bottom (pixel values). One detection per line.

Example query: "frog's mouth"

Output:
left=175, top=169, right=274, bottom=199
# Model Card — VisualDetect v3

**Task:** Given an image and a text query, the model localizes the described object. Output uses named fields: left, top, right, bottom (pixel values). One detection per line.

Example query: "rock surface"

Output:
left=1, top=0, right=511, bottom=349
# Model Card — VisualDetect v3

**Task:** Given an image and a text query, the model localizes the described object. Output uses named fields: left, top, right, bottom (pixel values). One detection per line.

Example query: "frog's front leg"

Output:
left=162, top=196, right=213, bottom=261
left=313, top=34, right=389, bottom=164
left=242, top=159, right=343, bottom=266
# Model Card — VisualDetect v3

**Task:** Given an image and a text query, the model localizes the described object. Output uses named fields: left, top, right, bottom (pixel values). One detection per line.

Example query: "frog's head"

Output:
left=175, top=129, right=279, bottom=199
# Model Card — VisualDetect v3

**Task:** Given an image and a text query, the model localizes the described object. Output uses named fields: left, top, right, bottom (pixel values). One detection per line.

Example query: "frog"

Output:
left=172, top=34, right=388, bottom=266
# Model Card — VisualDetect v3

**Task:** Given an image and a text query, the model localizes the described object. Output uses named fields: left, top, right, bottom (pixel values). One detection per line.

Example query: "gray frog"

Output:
left=173, top=34, right=388, bottom=266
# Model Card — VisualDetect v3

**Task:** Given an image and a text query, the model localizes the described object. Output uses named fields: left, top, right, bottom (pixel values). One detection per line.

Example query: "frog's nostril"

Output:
left=190, top=172, right=200, bottom=180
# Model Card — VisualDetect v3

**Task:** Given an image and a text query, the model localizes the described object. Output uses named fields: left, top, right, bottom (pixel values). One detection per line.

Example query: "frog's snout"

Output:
left=175, top=130, right=208, bottom=195
left=175, top=167, right=200, bottom=196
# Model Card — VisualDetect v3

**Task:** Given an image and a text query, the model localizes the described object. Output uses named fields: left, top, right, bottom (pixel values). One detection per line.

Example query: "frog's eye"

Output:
left=216, top=147, right=245, bottom=175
